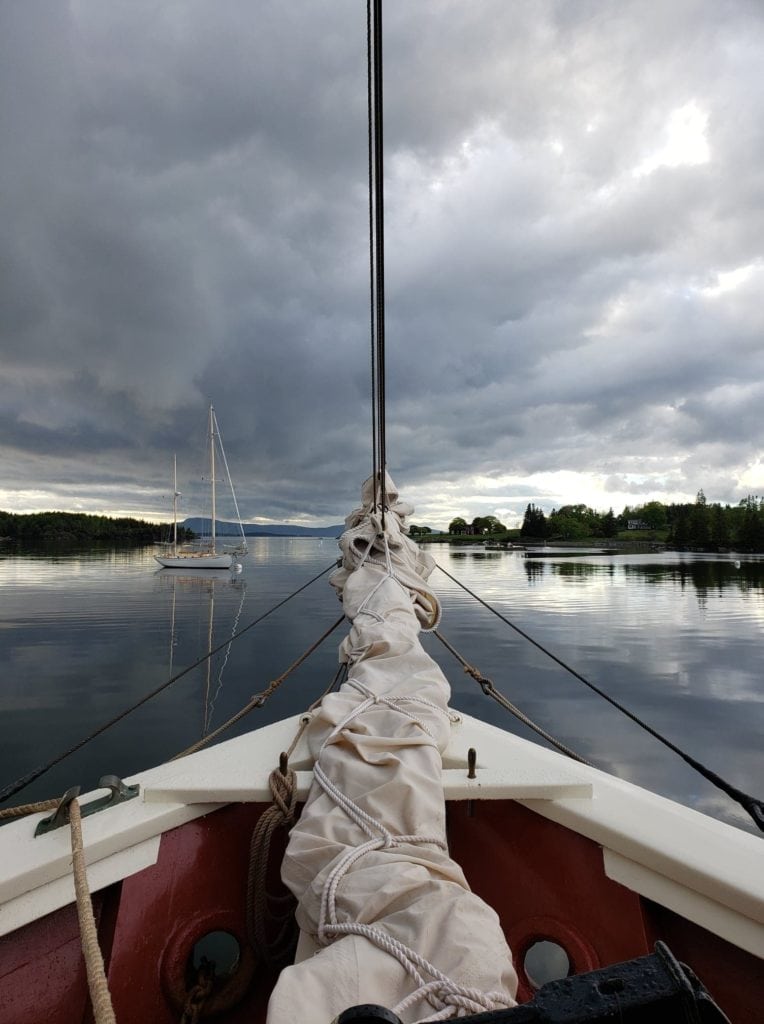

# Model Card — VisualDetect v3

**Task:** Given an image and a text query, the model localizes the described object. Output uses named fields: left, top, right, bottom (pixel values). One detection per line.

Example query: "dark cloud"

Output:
left=1, top=1, right=763, bottom=527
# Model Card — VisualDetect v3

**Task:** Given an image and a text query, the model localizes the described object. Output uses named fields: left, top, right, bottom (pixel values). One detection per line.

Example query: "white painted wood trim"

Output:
left=0, top=837, right=160, bottom=939
left=0, top=710, right=761, bottom=962
left=603, top=849, right=764, bottom=959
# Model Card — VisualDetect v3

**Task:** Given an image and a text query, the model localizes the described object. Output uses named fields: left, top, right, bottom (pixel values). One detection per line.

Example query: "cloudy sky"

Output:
left=2, top=1, right=763, bottom=529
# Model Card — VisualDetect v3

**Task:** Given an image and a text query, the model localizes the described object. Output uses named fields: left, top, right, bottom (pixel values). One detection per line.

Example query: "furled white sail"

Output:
left=268, top=476, right=517, bottom=1024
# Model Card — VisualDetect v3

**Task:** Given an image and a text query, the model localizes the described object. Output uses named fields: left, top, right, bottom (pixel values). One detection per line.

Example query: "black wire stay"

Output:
left=0, top=561, right=339, bottom=806
left=436, top=561, right=764, bottom=833
left=367, top=0, right=387, bottom=523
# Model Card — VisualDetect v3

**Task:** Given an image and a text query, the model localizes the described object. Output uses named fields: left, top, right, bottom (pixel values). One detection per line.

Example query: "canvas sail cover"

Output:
left=268, top=477, right=517, bottom=1024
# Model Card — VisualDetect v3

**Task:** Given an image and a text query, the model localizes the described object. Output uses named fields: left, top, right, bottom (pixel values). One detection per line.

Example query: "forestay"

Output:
left=268, top=476, right=517, bottom=1023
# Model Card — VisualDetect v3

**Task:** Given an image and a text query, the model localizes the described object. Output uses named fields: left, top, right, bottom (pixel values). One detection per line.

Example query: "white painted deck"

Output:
left=0, top=712, right=761, bottom=960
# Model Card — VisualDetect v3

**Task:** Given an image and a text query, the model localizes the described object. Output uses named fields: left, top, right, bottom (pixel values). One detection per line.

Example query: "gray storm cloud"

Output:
left=1, top=0, right=763, bottom=526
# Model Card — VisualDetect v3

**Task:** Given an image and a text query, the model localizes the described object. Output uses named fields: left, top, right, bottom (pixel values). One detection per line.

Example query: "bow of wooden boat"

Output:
left=1, top=709, right=760, bottom=1023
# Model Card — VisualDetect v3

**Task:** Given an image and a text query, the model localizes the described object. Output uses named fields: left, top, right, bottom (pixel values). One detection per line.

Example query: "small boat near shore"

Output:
left=524, top=548, right=620, bottom=558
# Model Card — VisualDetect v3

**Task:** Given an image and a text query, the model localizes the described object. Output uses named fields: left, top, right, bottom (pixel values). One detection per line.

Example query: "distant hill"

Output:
left=182, top=518, right=343, bottom=538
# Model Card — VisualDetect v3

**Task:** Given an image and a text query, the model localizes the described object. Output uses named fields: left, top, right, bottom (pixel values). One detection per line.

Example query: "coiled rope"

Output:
left=246, top=663, right=348, bottom=968
left=246, top=760, right=299, bottom=968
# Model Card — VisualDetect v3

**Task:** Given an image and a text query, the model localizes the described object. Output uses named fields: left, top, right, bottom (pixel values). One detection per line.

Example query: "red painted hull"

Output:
left=1, top=799, right=757, bottom=1023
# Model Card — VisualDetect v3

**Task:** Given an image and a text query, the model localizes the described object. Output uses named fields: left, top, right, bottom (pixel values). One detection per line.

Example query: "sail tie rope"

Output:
left=436, top=562, right=764, bottom=832
left=341, top=679, right=457, bottom=742
left=311, top=693, right=513, bottom=1021
left=348, top=531, right=441, bottom=635
left=352, top=531, right=406, bottom=621
left=313, top=763, right=510, bottom=1022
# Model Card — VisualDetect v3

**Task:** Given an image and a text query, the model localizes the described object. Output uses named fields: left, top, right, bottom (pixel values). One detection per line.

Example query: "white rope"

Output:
left=313, top=761, right=386, bottom=841
left=320, top=679, right=454, bottom=753
left=340, top=529, right=442, bottom=632
left=315, top=518, right=507, bottom=1018
left=322, top=921, right=510, bottom=1020
left=346, top=680, right=437, bottom=740
left=311, top=687, right=513, bottom=1021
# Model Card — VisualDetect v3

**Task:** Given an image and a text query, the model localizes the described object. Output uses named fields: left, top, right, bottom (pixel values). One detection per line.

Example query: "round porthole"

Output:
left=162, top=914, right=256, bottom=1016
left=187, top=930, right=241, bottom=982
left=522, top=939, right=571, bottom=990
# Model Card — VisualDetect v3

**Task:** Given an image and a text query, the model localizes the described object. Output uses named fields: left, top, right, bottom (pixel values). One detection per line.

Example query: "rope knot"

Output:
left=463, top=664, right=493, bottom=695
left=181, top=958, right=215, bottom=1024
left=268, top=766, right=297, bottom=824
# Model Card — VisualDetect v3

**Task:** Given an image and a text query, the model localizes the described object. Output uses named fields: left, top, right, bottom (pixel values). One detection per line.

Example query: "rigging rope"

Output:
left=171, top=614, right=346, bottom=761
left=367, top=0, right=378, bottom=503
left=211, top=408, right=248, bottom=549
left=436, top=561, right=764, bottom=833
left=432, top=630, right=592, bottom=766
left=0, top=561, right=338, bottom=805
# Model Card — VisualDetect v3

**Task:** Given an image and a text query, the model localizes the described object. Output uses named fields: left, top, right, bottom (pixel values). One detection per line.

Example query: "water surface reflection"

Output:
left=0, top=544, right=761, bottom=834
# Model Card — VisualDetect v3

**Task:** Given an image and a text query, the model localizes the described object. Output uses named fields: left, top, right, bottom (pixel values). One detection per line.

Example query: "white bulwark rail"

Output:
left=0, top=711, right=761, bottom=961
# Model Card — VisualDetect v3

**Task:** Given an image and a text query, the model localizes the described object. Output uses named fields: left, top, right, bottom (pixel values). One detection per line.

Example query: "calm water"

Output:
left=0, top=541, right=762, bottom=835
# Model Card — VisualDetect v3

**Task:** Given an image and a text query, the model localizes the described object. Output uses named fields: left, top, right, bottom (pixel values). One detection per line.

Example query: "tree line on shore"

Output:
left=6, top=492, right=762, bottom=552
left=418, top=491, right=764, bottom=552
left=0, top=510, right=194, bottom=547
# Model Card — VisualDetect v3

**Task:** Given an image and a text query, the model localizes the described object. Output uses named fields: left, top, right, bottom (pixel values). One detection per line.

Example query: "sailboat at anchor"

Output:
left=154, top=404, right=249, bottom=570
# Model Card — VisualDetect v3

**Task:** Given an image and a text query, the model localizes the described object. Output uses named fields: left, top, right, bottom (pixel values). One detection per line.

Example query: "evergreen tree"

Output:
left=669, top=507, right=691, bottom=548
left=711, top=505, right=730, bottom=550
left=521, top=504, right=547, bottom=538
left=601, top=508, right=618, bottom=538
left=689, top=493, right=710, bottom=547
left=738, top=496, right=764, bottom=550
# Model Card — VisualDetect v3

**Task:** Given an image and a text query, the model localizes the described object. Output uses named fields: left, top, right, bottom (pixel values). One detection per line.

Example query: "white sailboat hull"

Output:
left=154, top=552, right=237, bottom=569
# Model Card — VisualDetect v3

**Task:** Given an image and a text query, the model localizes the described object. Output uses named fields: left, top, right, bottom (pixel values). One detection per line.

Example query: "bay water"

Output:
left=0, top=540, right=762, bottom=835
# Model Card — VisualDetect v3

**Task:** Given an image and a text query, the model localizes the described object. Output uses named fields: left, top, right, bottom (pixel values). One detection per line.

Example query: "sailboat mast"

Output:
left=210, top=404, right=216, bottom=551
left=172, top=454, right=178, bottom=556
